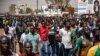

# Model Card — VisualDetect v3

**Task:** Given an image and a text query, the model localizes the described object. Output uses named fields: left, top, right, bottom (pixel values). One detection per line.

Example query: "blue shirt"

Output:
left=88, top=25, right=96, bottom=31
left=41, top=41, right=64, bottom=56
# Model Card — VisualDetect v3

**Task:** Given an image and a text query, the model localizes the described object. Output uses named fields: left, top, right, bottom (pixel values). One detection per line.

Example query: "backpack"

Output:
left=95, top=45, right=100, bottom=56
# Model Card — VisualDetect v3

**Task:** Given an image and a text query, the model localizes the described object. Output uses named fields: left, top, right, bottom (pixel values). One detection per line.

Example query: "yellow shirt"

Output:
left=81, top=47, right=90, bottom=56
left=87, top=45, right=99, bottom=56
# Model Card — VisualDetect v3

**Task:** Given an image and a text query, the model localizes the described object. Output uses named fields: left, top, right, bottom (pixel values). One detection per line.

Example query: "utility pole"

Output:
left=37, top=0, right=38, bottom=15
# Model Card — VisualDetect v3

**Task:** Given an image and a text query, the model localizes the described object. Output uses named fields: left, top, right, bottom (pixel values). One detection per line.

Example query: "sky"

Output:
left=0, top=0, right=79, bottom=13
left=0, top=0, right=46, bottom=13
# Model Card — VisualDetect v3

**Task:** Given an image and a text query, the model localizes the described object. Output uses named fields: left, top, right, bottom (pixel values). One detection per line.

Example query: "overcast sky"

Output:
left=0, top=0, right=47, bottom=13
left=0, top=0, right=79, bottom=13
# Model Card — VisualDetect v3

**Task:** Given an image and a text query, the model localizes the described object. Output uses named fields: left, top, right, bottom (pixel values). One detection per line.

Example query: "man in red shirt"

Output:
left=37, top=22, right=51, bottom=41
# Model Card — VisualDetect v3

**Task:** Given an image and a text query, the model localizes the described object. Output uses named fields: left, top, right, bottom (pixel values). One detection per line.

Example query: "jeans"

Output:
left=39, top=40, right=48, bottom=56
left=65, top=48, right=72, bottom=56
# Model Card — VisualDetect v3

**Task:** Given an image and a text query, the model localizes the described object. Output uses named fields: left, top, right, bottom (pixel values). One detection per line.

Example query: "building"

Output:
left=9, top=4, right=16, bottom=15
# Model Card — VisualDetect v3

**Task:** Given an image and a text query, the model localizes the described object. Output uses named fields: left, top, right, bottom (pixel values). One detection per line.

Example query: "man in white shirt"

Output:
left=8, top=25, right=16, bottom=39
left=20, top=28, right=29, bottom=45
left=59, top=23, right=72, bottom=56
left=19, top=28, right=29, bottom=52
left=7, top=20, right=16, bottom=52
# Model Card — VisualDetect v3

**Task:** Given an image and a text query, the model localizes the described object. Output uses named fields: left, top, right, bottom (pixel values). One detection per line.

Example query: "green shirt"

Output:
left=75, top=36, right=84, bottom=51
left=26, top=32, right=40, bottom=53
left=71, top=27, right=77, bottom=39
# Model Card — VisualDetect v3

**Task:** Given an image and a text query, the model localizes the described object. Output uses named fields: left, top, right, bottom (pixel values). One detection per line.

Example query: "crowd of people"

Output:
left=0, top=0, right=100, bottom=56
left=0, top=13, right=99, bottom=56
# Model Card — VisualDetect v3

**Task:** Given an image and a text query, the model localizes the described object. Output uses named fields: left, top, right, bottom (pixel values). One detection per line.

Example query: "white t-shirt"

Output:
left=20, top=33, right=27, bottom=44
left=59, top=28, right=72, bottom=49
left=8, top=26, right=16, bottom=39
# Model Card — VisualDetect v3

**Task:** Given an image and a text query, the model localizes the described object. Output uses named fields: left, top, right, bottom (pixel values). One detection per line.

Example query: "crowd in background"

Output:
left=0, top=0, right=99, bottom=56
left=0, top=13, right=99, bottom=56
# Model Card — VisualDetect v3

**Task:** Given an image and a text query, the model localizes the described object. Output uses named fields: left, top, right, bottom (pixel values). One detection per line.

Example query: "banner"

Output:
left=78, top=0, right=94, bottom=14
left=42, top=5, right=61, bottom=16
left=86, top=0, right=94, bottom=14
left=78, top=0, right=87, bottom=14
left=88, top=0, right=93, bottom=4
left=78, top=0, right=88, bottom=5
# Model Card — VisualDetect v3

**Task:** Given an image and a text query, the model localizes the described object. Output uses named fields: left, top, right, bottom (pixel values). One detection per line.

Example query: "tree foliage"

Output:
left=19, top=9, right=24, bottom=14
left=26, top=7, right=32, bottom=13
left=45, top=0, right=71, bottom=11
left=34, top=9, right=43, bottom=13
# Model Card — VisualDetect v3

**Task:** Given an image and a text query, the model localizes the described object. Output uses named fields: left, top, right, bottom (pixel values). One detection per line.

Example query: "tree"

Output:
left=26, top=7, right=32, bottom=13
left=19, top=9, right=24, bottom=14
left=45, top=0, right=71, bottom=11
left=34, top=9, right=43, bottom=13
left=68, top=7, right=75, bottom=14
